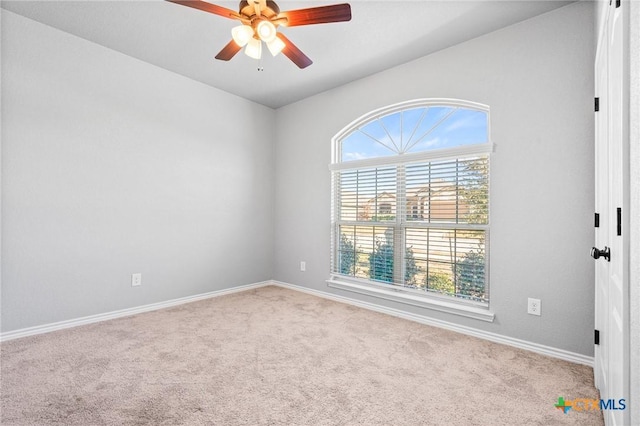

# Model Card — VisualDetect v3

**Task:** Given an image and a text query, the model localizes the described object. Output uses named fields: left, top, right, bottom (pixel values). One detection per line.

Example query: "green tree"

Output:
left=455, top=157, right=488, bottom=301
left=425, top=271, right=455, bottom=294
left=456, top=250, right=486, bottom=300
left=405, top=246, right=420, bottom=285
left=368, top=239, right=419, bottom=285
left=339, top=234, right=356, bottom=275
left=459, top=158, right=489, bottom=226
left=369, top=239, right=394, bottom=283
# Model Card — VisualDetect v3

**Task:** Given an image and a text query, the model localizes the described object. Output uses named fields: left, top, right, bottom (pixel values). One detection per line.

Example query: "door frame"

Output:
left=628, top=1, right=639, bottom=424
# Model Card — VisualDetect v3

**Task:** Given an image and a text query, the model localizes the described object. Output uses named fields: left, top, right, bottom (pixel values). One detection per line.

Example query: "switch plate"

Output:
left=300, top=261, right=306, bottom=272
left=131, top=273, right=142, bottom=287
left=527, top=298, right=541, bottom=316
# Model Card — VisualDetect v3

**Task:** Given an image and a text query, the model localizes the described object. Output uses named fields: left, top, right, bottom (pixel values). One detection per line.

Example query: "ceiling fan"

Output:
left=167, top=0, right=352, bottom=69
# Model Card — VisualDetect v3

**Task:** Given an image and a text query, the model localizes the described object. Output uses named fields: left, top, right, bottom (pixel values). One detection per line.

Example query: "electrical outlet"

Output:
left=300, top=261, right=306, bottom=272
left=528, top=298, right=541, bottom=316
left=131, top=273, right=142, bottom=287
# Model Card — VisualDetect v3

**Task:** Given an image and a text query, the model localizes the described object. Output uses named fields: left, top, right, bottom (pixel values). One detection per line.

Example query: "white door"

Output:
left=593, top=2, right=629, bottom=425
left=594, top=12, right=609, bottom=393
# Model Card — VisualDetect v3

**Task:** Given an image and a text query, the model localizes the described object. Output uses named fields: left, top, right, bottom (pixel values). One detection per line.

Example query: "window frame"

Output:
left=328, top=99, right=495, bottom=322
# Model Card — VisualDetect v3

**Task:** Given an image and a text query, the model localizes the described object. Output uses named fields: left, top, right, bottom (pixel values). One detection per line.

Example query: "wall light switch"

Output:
left=300, top=261, right=306, bottom=272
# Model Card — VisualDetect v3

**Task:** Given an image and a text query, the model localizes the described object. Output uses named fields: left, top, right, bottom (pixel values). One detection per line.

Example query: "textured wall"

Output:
left=1, top=11, right=275, bottom=331
left=273, top=2, right=596, bottom=356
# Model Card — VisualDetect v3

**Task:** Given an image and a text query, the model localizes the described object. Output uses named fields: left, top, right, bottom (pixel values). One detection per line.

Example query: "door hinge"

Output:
left=595, top=97, right=600, bottom=112
left=595, top=213, right=600, bottom=228
left=617, top=207, right=622, bottom=235
left=595, top=329, right=600, bottom=345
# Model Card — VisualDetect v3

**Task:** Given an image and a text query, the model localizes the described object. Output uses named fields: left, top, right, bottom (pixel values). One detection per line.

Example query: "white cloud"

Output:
left=343, top=152, right=370, bottom=161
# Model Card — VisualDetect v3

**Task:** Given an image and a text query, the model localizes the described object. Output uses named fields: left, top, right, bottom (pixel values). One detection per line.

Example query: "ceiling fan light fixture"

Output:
left=231, top=25, right=254, bottom=47
left=244, top=37, right=262, bottom=59
left=266, top=37, right=285, bottom=56
left=168, top=0, right=352, bottom=69
left=256, top=20, right=277, bottom=43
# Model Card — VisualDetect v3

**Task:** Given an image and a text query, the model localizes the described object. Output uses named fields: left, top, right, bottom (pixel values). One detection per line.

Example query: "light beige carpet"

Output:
left=1, top=286, right=603, bottom=425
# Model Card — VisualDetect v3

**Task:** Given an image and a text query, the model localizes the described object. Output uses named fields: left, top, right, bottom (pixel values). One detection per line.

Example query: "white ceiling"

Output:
left=2, top=0, right=573, bottom=108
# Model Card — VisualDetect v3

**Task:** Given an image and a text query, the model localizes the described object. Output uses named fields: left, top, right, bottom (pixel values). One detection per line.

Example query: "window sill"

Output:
left=326, top=277, right=495, bottom=322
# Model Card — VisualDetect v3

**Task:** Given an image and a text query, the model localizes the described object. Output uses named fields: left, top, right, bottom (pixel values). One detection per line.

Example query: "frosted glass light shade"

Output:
left=256, top=20, right=277, bottom=43
left=267, top=37, right=285, bottom=56
left=231, top=25, right=254, bottom=47
left=244, top=37, right=262, bottom=59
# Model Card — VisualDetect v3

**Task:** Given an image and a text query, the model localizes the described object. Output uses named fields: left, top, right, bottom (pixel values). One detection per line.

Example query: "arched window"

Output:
left=330, top=99, right=492, bottom=309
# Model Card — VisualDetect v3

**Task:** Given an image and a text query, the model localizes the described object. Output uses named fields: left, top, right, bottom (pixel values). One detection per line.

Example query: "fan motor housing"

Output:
left=239, top=1, right=280, bottom=19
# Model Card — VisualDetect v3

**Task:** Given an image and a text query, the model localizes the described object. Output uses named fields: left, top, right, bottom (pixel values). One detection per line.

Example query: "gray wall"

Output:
left=273, top=2, right=596, bottom=356
left=1, top=11, right=275, bottom=332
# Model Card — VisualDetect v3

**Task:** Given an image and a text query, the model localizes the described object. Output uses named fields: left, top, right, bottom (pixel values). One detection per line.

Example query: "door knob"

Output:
left=591, top=246, right=610, bottom=262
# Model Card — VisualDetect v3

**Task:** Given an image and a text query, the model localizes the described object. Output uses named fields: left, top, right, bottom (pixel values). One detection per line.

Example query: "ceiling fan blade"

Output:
left=276, top=33, right=312, bottom=69
left=166, top=0, right=241, bottom=20
left=215, top=40, right=242, bottom=61
left=279, top=3, right=351, bottom=27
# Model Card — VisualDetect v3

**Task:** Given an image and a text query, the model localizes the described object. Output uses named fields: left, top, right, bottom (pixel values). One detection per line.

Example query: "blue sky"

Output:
left=342, top=107, right=488, bottom=162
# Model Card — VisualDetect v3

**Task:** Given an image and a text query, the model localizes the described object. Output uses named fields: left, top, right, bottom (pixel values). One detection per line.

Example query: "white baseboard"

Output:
left=0, top=278, right=594, bottom=368
left=0, top=281, right=272, bottom=342
left=269, top=280, right=594, bottom=367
